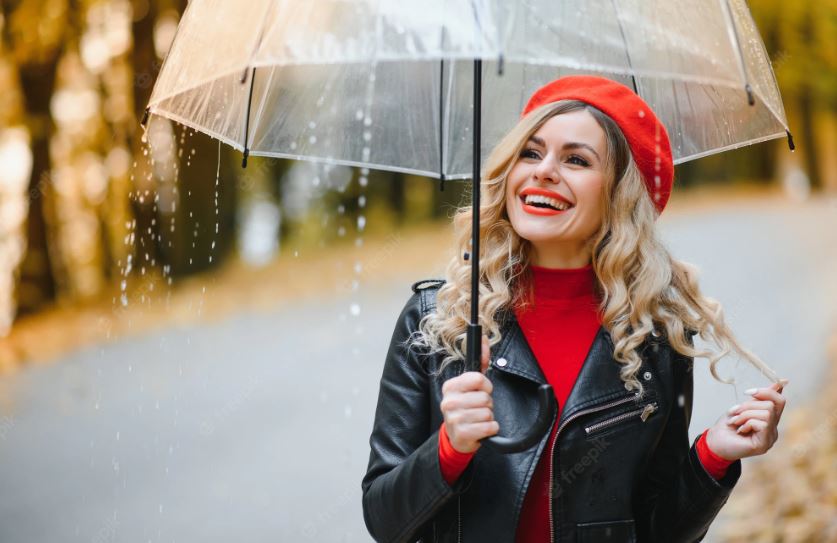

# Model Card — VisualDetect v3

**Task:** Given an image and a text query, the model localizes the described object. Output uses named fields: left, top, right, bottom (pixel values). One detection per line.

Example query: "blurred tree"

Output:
left=129, top=0, right=163, bottom=277
left=3, top=0, right=70, bottom=313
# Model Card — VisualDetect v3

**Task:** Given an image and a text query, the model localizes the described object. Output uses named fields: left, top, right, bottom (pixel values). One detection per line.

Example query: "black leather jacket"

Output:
left=362, top=279, right=742, bottom=543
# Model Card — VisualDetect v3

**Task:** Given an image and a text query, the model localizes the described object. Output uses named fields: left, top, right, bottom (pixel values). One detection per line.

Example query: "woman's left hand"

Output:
left=705, top=379, right=788, bottom=462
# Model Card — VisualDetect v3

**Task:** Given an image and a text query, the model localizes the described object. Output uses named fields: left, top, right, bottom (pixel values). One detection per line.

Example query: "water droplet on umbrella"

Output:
left=309, top=135, right=317, bottom=144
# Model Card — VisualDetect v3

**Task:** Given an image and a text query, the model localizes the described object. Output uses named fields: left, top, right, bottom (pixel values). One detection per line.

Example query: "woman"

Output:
left=361, top=75, right=788, bottom=543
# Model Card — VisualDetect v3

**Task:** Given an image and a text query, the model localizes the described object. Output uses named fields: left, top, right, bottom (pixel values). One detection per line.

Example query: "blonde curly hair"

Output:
left=408, top=99, right=779, bottom=397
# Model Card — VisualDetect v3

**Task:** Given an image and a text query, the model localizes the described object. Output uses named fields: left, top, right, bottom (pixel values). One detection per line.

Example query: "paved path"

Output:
left=1, top=195, right=835, bottom=542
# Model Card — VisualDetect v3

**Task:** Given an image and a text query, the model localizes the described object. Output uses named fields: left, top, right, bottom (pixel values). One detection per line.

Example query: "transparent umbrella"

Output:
left=143, top=0, right=793, bottom=454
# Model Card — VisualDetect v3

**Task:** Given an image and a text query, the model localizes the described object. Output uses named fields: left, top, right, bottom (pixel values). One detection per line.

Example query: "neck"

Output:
left=530, top=243, right=591, bottom=268
left=524, top=262, right=598, bottom=302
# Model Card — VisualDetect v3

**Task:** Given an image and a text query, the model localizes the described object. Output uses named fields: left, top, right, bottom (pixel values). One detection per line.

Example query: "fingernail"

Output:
left=728, top=415, right=739, bottom=424
left=727, top=404, right=740, bottom=415
left=744, top=388, right=759, bottom=395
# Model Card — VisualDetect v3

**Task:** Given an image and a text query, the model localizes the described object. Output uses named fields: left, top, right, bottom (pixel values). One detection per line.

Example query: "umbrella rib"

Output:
left=719, top=0, right=755, bottom=106
left=610, top=0, right=639, bottom=94
left=241, top=66, right=256, bottom=168
left=438, top=58, right=446, bottom=191
left=673, top=131, right=789, bottom=165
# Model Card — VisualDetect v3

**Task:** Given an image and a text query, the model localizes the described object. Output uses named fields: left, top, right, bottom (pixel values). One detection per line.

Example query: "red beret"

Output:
left=521, top=75, right=674, bottom=216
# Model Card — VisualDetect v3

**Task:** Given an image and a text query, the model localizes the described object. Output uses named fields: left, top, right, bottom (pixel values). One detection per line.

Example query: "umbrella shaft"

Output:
left=468, top=59, right=482, bottom=372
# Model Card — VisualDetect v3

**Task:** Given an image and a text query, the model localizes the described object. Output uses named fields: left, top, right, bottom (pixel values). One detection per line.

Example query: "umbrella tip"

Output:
left=241, top=148, right=249, bottom=168
left=786, top=130, right=795, bottom=152
left=745, top=84, right=755, bottom=106
left=140, top=107, right=150, bottom=129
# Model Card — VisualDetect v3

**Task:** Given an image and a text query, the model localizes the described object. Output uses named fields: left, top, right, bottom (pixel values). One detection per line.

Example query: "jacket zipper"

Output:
left=548, top=392, right=642, bottom=543
left=584, top=402, right=658, bottom=436
left=457, top=495, right=461, bottom=543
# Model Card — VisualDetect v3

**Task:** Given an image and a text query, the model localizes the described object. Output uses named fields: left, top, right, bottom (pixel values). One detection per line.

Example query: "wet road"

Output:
left=1, top=195, right=835, bottom=542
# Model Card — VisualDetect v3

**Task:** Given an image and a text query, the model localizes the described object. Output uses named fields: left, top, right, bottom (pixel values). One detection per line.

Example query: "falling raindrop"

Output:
left=358, top=195, right=366, bottom=208
left=350, top=303, right=360, bottom=316
left=357, top=215, right=366, bottom=231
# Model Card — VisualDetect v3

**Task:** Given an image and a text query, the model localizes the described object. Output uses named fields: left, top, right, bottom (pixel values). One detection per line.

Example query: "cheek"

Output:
left=577, top=178, right=606, bottom=222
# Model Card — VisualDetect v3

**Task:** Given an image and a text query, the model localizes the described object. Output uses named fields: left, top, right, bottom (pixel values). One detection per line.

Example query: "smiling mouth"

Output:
left=519, top=194, right=574, bottom=215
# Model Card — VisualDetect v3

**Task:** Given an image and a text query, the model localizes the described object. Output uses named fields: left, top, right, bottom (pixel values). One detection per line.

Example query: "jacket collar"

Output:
left=490, top=307, right=645, bottom=427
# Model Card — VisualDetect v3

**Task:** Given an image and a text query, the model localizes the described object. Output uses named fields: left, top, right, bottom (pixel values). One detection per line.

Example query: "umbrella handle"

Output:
left=465, top=323, right=556, bottom=454
left=478, top=383, right=556, bottom=454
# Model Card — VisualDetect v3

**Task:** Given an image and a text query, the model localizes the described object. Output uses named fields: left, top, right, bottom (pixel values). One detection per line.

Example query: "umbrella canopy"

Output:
left=143, top=0, right=793, bottom=454
left=146, top=0, right=792, bottom=178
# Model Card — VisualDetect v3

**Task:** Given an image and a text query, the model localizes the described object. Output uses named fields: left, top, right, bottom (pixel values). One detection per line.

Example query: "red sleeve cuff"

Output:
left=438, top=421, right=476, bottom=485
left=696, top=429, right=734, bottom=480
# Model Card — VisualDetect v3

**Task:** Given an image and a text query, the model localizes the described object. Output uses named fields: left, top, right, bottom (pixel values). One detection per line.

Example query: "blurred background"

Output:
left=0, top=1, right=835, bottom=542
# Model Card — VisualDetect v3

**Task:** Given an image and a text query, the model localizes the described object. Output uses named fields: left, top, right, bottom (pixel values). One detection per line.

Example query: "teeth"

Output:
left=523, top=194, right=571, bottom=211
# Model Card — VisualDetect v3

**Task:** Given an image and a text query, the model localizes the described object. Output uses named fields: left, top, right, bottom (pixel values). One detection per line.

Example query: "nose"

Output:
left=533, top=154, right=560, bottom=184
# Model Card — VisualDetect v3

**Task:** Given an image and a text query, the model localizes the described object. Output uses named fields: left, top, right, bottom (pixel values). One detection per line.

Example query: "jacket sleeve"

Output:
left=361, top=291, right=476, bottom=543
left=633, top=333, right=742, bottom=542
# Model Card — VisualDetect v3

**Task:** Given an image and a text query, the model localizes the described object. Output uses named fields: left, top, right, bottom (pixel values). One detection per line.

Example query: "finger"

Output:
left=737, top=418, right=768, bottom=435
left=745, top=385, right=787, bottom=417
left=449, top=391, right=494, bottom=411
left=728, top=409, right=772, bottom=426
left=727, top=400, right=774, bottom=416
left=452, top=371, right=493, bottom=394
left=443, top=372, right=489, bottom=395
left=462, top=420, right=500, bottom=440
left=457, top=407, right=495, bottom=424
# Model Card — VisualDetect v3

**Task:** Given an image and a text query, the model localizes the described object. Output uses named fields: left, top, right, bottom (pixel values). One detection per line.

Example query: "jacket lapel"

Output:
left=492, top=308, right=638, bottom=427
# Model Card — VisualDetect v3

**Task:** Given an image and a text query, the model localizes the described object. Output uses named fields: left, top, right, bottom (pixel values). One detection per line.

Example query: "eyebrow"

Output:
left=527, top=136, right=601, bottom=162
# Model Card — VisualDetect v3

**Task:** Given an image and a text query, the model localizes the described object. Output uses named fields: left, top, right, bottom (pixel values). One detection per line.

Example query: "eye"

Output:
left=567, top=155, right=590, bottom=167
left=520, top=148, right=541, bottom=160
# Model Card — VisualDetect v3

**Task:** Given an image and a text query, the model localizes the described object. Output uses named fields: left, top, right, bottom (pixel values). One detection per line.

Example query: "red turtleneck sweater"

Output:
left=436, top=264, right=732, bottom=541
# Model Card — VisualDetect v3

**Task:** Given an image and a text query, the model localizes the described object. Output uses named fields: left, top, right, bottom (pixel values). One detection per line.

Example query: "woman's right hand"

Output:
left=440, top=334, right=500, bottom=454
